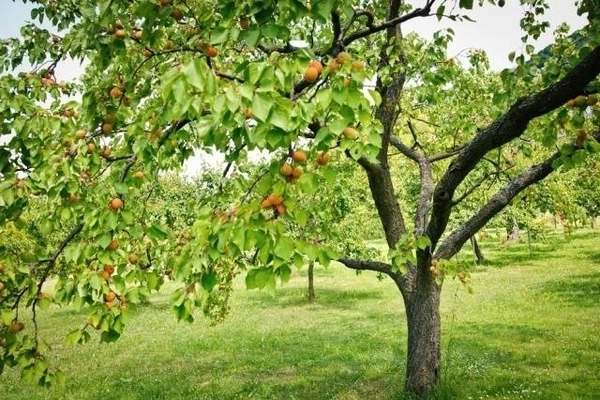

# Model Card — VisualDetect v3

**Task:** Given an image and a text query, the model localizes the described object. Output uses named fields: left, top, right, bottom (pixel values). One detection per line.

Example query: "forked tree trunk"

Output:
left=396, top=272, right=442, bottom=397
left=307, top=260, right=315, bottom=303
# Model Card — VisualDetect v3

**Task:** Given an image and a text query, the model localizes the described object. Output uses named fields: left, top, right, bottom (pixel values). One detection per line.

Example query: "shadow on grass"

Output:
left=481, top=241, right=566, bottom=268
left=83, top=329, right=406, bottom=400
left=538, top=272, right=600, bottom=307
left=243, top=286, right=387, bottom=310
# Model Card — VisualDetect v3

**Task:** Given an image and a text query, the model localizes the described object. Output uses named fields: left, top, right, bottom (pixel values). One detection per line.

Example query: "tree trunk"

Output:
left=506, top=216, right=520, bottom=242
left=396, top=273, right=442, bottom=398
left=470, top=236, right=485, bottom=264
left=307, top=260, right=315, bottom=303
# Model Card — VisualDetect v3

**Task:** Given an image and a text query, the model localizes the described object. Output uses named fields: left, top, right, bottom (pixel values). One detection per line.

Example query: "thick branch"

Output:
left=432, top=127, right=600, bottom=261
left=389, top=136, right=434, bottom=235
left=427, top=44, right=600, bottom=248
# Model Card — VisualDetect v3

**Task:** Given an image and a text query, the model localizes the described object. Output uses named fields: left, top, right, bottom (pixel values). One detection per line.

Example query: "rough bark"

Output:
left=393, top=270, right=441, bottom=397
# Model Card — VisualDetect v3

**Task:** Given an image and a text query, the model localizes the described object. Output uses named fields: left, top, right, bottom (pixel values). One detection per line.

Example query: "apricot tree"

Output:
left=1, top=0, right=599, bottom=397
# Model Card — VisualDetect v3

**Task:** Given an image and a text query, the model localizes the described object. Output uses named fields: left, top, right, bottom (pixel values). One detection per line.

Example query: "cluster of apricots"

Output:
left=261, top=193, right=285, bottom=215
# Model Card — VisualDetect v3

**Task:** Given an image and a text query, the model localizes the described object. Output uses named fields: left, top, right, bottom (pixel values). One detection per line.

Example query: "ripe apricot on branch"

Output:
left=316, top=152, right=330, bottom=166
left=102, top=123, right=113, bottom=134
left=101, top=146, right=112, bottom=158
left=109, top=197, right=123, bottom=210
left=105, top=291, right=117, bottom=302
left=114, top=29, right=127, bottom=40
left=336, top=51, right=352, bottom=64
left=328, top=59, right=341, bottom=72
left=291, top=166, right=303, bottom=179
left=171, top=8, right=183, bottom=21
left=261, top=197, right=273, bottom=209
left=292, top=149, right=307, bottom=163
left=8, top=321, right=25, bottom=333
left=342, top=127, right=358, bottom=140
left=310, top=60, right=323, bottom=74
left=352, top=60, right=364, bottom=71
left=107, top=240, right=119, bottom=251
left=205, top=46, right=218, bottom=57
left=304, top=66, right=319, bottom=83
left=86, top=143, right=96, bottom=153
left=280, top=163, right=293, bottom=177
left=76, top=129, right=86, bottom=140
left=244, top=108, right=253, bottom=119
left=104, top=264, right=115, bottom=274
left=275, top=203, right=286, bottom=215
left=134, top=170, right=144, bottom=179
left=128, top=253, right=139, bottom=264
left=239, top=17, right=250, bottom=30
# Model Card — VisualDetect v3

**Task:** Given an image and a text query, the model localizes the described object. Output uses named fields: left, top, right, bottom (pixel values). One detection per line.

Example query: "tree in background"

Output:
left=0, top=0, right=599, bottom=396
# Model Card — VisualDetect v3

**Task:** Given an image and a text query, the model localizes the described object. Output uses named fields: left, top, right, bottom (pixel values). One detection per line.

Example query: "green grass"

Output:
left=1, top=228, right=599, bottom=399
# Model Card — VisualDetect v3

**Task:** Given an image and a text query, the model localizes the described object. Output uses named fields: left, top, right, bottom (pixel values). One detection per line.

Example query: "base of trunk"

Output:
left=399, top=272, right=442, bottom=398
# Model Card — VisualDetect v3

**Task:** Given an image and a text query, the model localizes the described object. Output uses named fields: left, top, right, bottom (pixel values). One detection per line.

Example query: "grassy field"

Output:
left=1, top=228, right=599, bottom=399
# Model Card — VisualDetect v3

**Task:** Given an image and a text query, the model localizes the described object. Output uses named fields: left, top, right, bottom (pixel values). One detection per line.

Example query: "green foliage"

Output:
left=0, top=0, right=599, bottom=392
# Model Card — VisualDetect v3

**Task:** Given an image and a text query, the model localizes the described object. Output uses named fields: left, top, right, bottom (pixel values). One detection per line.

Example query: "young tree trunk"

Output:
left=307, top=260, right=315, bottom=303
left=470, top=235, right=485, bottom=264
left=396, top=273, right=442, bottom=398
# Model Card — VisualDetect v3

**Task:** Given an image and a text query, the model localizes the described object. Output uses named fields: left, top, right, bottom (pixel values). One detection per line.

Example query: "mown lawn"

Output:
left=1, top=228, right=599, bottom=399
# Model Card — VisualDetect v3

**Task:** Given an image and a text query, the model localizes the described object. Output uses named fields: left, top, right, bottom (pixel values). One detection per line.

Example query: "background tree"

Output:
left=1, top=0, right=599, bottom=397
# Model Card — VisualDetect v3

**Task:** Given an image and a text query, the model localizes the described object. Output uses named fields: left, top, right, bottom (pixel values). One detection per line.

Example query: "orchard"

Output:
left=0, top=0, right=599, bottom=397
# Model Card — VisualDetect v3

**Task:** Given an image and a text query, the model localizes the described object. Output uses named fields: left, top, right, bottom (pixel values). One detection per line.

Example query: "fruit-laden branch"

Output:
left=434, top=130, right=600, bottom=260
left=427, top=44, right=600, bottom=249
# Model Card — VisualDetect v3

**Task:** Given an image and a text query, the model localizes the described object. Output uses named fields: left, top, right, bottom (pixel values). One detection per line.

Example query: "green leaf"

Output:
left=273, top=236, right=295, bottom=261
left=201, top=270, right=218, bottom=292
left=65, top=329, right=82, bottom=346
left=415, top=235, right=432, bottom=250
left=253, top=267, right=275, bottom=290
left=251, top=93, right=272, bottom=122
left=148, top=224, right=168, bottom=241
left=459, top=0, right=474, bottom=9
left=100, top=329, right=121, bottom=343
left=245, top=269, right=258, bottom=290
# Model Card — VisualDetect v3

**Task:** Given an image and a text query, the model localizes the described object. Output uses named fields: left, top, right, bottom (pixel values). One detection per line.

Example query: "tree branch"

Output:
left=434, top=129, right=600, bottom=260
left=338, top=257, right=394, bottom=275
left=341, top=0, right=436, bottom=48
left=427, top=44, right=600, bottom=249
